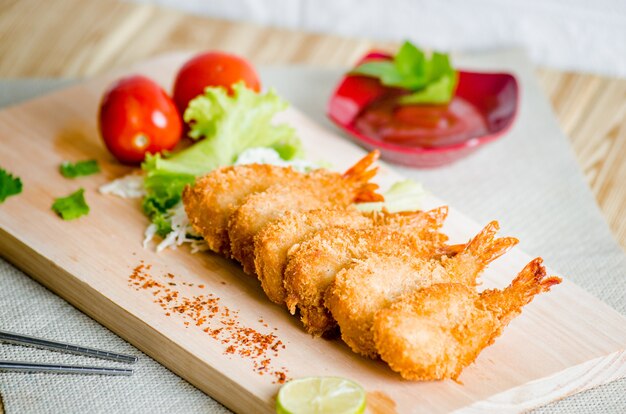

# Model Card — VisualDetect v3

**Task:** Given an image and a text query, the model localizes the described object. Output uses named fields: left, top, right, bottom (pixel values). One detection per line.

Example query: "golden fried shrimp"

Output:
left=326, top=254, right=453, bottom=358
left=253, top=207, right=371, bottom=304
left=325, top=220, right=518, bottom=357
left=182, top=164, right=301, bottom=255
left=253, top=206, right=449, bottom=305
left=284, top=211, right=451, bottom=336
left=373, top=258, right=561, bottom=381
left=228, top=151, right=383, bottom=274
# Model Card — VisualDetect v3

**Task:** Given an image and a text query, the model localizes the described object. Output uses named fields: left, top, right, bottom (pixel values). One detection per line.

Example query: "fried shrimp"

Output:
left=182, top=164, right=301, bottom=255
left=253, top=207, right=370, bottom=304
left=326, top=221, right=518, bottom=358
left=253, top=206, right=450, bottom=305
left=372, top=258, right=561, bottom=380
left=180, top=146, right=560, bottom=381
left=283, top=209, right=453, bottom=336
left=228, top=151, right=383, bottom=274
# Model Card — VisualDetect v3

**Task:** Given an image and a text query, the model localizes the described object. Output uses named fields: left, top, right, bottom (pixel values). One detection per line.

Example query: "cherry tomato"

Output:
left=99, top=75, right=182, bottom=164
left=173, top=51, right=261, bottom=114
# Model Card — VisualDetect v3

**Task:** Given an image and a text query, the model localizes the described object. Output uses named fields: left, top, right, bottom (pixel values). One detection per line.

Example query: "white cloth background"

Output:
left=129, top=0, right=626, bottom=77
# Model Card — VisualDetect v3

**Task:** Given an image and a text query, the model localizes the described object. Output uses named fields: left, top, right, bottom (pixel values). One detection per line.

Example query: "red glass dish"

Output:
left=327, top=52, right=519, bottom=167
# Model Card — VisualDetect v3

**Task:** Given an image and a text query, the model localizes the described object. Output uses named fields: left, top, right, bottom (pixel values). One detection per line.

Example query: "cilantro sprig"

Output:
left=51, top=188, right=90, bottom=220
left=351, top=41, right=458, bottom=105
left=0, top=167, right=23, bottom=203
left=59, top=160, right=100, bottom=178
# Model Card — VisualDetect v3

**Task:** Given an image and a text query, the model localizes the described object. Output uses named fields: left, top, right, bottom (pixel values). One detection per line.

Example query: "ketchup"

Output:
left=354, top=95, right=488, bottom=148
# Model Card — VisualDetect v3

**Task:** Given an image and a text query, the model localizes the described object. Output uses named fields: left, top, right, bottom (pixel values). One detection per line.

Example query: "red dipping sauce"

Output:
left=354, top=95, right=488, bottom=149
left=327, top=51, right=519, bottom=167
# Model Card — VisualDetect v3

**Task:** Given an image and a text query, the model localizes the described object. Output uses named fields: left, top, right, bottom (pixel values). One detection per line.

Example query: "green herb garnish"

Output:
left=0, top=167, right=23, bottom=203
left=59, top=160, right=100, bottom=178
left=351, top=41, right=458, bottom=105
left=51, top=188, right=89, bottom=220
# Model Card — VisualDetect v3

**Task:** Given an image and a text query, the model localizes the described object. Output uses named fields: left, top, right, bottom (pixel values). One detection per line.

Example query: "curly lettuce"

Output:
left=141, top=83, right=303, bottom=235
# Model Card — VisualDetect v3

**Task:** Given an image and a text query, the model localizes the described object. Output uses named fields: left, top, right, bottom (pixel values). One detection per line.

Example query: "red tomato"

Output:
left=173, top=51, right=261, bottom=114
left=99, top=75, right=182, bottom=164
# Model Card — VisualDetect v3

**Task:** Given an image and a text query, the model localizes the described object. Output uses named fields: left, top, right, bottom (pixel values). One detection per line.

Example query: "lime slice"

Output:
left=276, top=376, right=366, bottom=414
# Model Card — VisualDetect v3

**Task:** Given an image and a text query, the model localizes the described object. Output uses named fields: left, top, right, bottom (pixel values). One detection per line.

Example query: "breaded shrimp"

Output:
left=182, top=164, right=301, bottom=255
left=253, top=206, right=450, bottom=305
left=372, top=258, right=561, bottom=380
left=326, top=221, right=518, bottom=358
left=253, top=207, right=370, bottom=304
left=228, top=151, right=383, bottom=274
left=283, top=210, right=454, bottom=336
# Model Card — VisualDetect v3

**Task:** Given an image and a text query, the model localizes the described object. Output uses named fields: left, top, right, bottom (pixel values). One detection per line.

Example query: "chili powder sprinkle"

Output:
left=129, top=262, right=289, bottom=384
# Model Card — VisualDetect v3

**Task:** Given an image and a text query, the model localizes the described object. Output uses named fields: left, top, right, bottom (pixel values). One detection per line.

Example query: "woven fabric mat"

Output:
left=0, top=49, right=625, bottom=413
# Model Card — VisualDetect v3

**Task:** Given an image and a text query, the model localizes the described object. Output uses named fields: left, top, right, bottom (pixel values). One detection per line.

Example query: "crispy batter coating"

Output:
left=228, top=152, right=383, bottom=274
left=326, top=221, right=518, bottom=358
left=283, top=210, right=452, bottom=336
left=252, top=206, right=449, bottom=305
left=180, top=152, right=559, bottom=381
left=253, top=207, right=370, bottom=304
left=372, top=258, right=561, bottom=380
left=182, top=164, right=300, bottom=255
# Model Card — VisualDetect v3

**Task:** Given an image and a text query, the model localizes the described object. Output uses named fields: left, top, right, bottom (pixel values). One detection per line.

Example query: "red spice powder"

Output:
left=129, top=262, right=289, bottom=384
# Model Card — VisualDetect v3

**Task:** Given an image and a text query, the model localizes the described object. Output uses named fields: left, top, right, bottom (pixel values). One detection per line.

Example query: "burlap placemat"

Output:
left=1, top=49, right=625, bottom=413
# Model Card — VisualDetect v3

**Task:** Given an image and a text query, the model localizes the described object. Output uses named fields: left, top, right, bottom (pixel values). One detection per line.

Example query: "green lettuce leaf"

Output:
left=351, top=41, right=458, bottom=105
left=356, top=179, right=426, bottom=213
left=51, top=188, right=89, bottom=220
left=0, top=167, right=22, bottom=203
left=141, top=82, right=303, bottom=228
left=146, top=82, right=303, bottom=177
left=59, top=160, right=100, bottom=178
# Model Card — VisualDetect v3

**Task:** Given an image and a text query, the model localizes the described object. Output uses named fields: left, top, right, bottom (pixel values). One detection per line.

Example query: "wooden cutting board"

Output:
left=0, top=53, right=625, bottom=414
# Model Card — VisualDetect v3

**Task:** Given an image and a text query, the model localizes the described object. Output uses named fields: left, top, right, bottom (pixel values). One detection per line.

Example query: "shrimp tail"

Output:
left=464, top=221, right=519, bottom=266
left=370, top=206, right=448, bottom=230
left=424, top=206, right=448, bottom=229
left=482, top=258, right=561, bottom=321
left=507, top=258, right=562, bottom=300
left=343, top=150, right=384, bottom=202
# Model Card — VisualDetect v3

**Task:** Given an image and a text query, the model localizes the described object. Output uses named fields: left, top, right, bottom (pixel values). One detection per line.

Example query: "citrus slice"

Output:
left=276, top=376, right=366, bottom=414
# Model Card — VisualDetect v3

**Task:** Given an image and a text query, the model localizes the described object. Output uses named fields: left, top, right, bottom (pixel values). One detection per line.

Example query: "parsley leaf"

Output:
left=59, top=160, right=100, bottom=178
left=0, top=167, right=23, bottom=203
left=51, top=188, right=89, bottom=220
left=351, top=41, right=458, bottom=105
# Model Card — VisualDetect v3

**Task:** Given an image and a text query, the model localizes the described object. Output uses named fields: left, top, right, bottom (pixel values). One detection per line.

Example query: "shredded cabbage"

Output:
left=99, top=174, right=146, bottom=198
left=143, top=202, right=208, bottom=253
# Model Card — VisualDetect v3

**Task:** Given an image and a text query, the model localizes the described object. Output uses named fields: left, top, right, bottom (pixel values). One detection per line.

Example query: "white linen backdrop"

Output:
left=129, top=0, right=626, bottom=77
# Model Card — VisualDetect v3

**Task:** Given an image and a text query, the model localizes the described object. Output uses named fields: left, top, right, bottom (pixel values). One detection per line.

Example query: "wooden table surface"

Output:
left=1, top=0, right=624, bottom=260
